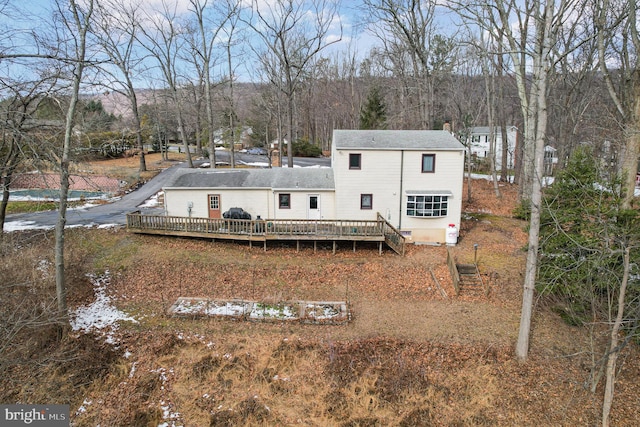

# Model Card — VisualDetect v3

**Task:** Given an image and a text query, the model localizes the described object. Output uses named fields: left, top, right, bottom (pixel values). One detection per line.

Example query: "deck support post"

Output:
left=314, top=241, right=317, bottom=253
left=263, top=239, right=267, bottom=252
left=296, top=240, right=300, bottom=252
left=353, top=241, right=356, bottom=252
left=379, top=241, right=382, bottom=255
left=332, top=241, right=336, bottom=255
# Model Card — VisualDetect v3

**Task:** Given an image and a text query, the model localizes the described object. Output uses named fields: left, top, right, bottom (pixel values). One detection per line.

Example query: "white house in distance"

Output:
left=163, top=129, right=465, bottom=244
left=467, top=126, right=518, bottom=170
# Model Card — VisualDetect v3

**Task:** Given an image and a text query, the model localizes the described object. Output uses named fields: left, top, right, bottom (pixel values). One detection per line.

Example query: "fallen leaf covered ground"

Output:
left=2, top=172, right=639, bottom=426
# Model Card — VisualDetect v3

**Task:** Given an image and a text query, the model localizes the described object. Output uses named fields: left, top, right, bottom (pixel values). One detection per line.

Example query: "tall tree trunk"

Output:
left=500, top=124, right=509, bottom=182
left=287, top=86, right=294, bottom=168
left=175, top=99, right=193, bottom=168
left=482, top=52, right=501, bottom=197
left=0, top=152, right=19, bottom=238
left=0, top=130, right=20, bottom=231
left=496, top=49, right=509, bottom=182
left=131, top=96, right=146, bottom=173
left=516, top=10, right=552, bottom=358
left=206, top=70, right=217, bottom=169
left=55, top=0, right=93, bottom=316
left=602, top=247, right=631, bottom=426
left=467, top=142, right=473, bottom=203
left=621, top=71, right=640, bottom=209
left=228, top=40, right=236, bottom=169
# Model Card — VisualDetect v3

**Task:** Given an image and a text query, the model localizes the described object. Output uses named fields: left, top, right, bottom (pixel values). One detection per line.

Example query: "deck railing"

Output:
left=377, top=213, right=405, bottom=256
left=126, top=211, right=405, bottom=254
left=447, top=247, right=461, bottom=295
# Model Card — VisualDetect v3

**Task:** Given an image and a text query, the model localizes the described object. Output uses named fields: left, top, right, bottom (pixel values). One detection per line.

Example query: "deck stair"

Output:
left=447, top=247, right=487, bottom=295
left=456, top=263, right=484, bottom=293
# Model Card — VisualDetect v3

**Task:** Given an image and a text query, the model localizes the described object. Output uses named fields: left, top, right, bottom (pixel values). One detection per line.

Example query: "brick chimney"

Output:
left=443, top=121, right=452, bottom=134
left=271, top=149, right=280, bottom=167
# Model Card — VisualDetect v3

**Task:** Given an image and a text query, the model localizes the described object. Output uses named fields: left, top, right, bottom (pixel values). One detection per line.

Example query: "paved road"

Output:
left=5, top=154, right=330, bottom=229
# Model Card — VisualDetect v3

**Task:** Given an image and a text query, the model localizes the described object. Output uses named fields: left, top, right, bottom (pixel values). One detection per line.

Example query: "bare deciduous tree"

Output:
left=54, top=0, right=95, bottom=315
left=245, top=0, right=342, bottom=167
left=455, top=0, right=588, bottom=361
left=595, top=0, right=640, bottom=209
left=92, top=0, right=147, bottom=172
left=187, top=0, right=239, bottom=168
left=0, top=76, right=58, bottom=235
left=364, top=0, right=457, bottom=130
left=138, top=1, right=193, bottom=168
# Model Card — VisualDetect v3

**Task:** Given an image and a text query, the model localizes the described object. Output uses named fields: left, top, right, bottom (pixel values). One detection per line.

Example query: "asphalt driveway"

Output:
left=4, top=155, right=330, bottom=230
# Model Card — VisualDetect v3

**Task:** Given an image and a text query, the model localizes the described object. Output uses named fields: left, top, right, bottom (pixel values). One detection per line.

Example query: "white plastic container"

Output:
left=445, top=223, right=458, bottom=246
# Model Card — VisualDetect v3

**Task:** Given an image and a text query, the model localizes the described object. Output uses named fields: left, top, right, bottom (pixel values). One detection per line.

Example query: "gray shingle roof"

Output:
left=165, top=167, right=335, bottom=190
left=332, top=129, right=464, bottom=151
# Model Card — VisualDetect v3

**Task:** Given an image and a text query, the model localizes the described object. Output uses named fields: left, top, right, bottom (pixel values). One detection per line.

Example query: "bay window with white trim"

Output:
left=406, top=192, right=451, bottom=217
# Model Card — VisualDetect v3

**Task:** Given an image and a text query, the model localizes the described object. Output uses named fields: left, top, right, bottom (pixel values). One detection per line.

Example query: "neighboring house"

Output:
left=466, top=126, right=518, bottom=170
left=163, top=129, right=465, bottom=244
left=212, top=126, right=253, bottom=148
left=543, top=145, right=559, bottom=176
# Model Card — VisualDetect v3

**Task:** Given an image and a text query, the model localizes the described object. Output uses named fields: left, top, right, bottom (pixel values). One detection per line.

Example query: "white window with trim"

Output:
left=406, top=191, right=451, bottom=217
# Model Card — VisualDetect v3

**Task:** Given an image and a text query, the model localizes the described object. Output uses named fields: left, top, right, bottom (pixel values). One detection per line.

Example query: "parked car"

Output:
left=223, top=207, right=252, bottom=220
left=247, top=147, right=268, bottom=156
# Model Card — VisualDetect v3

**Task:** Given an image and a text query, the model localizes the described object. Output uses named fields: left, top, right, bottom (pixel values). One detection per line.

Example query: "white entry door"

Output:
left=307, top=194, right=321, bottom=219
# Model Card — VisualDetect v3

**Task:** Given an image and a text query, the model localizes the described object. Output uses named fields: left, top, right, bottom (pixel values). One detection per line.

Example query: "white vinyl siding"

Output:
left=333, top=150, right=402, bottom=222
left=274, top=190, right=334, bottom=220
left=401, top=150, right=464, bottom=238
left=165, top=188, right=336, bottom=220
left=165, top=189, right=271, bottom=219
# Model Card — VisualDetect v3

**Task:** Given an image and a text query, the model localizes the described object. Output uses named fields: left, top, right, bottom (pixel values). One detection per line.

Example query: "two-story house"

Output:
left=162, top=129, right=465, bottom=244
left=467, top=126, right=518, bottom=170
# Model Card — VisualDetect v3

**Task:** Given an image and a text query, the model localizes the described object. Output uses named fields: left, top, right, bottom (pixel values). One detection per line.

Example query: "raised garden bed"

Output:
left=168, top=298, right=349, bottom=325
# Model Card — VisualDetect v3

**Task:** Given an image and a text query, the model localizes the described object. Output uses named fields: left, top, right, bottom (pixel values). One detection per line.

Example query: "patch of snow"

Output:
left=37, top=259, right=51, bottom=277
left=3, top=222, right=122, bottom=233
left=305, top=303, right=340, bottom=320
left=129, top=362, right=138, bottom=378
left=3, top=220, right=53, bottom=232
left=249, top=303, right=297, bottom=319
left=75, top=399, right=92, bottom=416
left=97, top=223, right=121, bottom=229
left=300, top=164, right=330, bottom=168
left=240, top=161, right=270, bottom=167
left=69, top=271, right=137, bottom=343
left=69, top=201, right=101, bottom=210
left=172, top=299, right=249, bottom=317
left=138, top=191, right=163, bottom=208
left=151, top=370, right=183, bottom=427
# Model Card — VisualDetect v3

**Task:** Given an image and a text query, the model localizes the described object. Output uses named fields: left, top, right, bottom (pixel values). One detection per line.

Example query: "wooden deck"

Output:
left=126, top=212, right=405, bottom=255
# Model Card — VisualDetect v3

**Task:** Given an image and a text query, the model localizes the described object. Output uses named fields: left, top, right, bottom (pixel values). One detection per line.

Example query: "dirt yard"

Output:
left=77, top=180, right=639, bottom=425
left=2, top=162, right=639, bottom=426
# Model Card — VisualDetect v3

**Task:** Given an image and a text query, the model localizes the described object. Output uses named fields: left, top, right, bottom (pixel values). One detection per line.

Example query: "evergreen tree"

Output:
left=359, top=86, right=387, bottom=130
left=537, top=147, right=639, bottom=325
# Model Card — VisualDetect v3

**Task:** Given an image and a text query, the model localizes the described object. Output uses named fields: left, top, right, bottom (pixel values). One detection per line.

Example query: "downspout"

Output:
left=272, top=191, right=276, bottom=219
left=398, top=150, right=404, bottom=229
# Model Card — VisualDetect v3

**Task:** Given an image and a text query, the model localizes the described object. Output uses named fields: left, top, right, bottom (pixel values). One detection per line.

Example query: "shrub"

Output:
left=291, top=138, right=322, bottom=157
